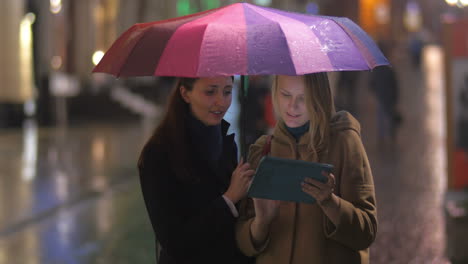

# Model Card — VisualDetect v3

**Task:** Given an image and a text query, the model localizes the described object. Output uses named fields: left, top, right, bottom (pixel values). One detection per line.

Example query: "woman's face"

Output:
left=181, top=77, right=233, bottom=126
left=276, top=75, right=310, bottom=128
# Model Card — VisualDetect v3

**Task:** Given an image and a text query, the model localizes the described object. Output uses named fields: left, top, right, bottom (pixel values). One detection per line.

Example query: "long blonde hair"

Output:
left=271, top=73, right=336, bottom=154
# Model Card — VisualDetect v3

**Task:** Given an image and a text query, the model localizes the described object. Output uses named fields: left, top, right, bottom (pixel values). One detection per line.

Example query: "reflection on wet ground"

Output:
left=0, top=181, right=155, bottom=264
left=0, top=120, right=155, bottom=263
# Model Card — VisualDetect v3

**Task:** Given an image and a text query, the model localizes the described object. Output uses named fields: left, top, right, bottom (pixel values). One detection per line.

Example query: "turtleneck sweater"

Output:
left=285, top=121, right=310, bottom=142
left=187, top=112, right=223, bottom=162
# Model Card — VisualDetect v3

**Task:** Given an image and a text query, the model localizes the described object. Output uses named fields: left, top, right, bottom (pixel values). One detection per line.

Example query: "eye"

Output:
left=224, top=89, right=232, bottom=96
left=281, top=92, right=291, bottom=97
left=205, top=90, right=215, bottom=95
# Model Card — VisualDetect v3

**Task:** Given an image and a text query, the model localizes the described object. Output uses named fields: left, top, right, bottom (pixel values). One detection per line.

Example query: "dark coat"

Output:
left=138, top=120, right=250, bottom=264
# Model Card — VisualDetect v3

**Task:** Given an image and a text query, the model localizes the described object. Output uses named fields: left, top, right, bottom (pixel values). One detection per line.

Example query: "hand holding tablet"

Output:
left=247, top=156, right=334, bottom=204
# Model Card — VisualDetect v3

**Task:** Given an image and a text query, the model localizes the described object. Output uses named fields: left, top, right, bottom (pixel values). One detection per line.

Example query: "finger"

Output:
left=239, top=162, right=251, bottom=171
left=237, top=157, right=244, bottom=168
left=243, top=170, right=255, bottom=178
left=302, top=180, right=321, bottom=190
left=302, top=183, right=330, bottom=202
left=303, top=180, right=330, bottom=196
left=329, top=173, right=336, bottom=186
left=301, top=182, right=320, bottom=198
left=304, top=177, right=328, bottom=189
left=324, top=171, right=334, bottom=185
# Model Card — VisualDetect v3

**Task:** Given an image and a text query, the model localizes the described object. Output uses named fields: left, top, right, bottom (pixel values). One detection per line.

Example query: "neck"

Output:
left=187, top=112, right=223, bottom=161
left=285, top=121, right=310, bottom=141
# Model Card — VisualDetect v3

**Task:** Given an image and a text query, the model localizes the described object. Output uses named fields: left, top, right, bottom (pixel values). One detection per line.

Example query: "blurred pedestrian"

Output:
left=407, top=29, right=430, bottom=69
left=408, top=33, right=423, bottom=68
left=241, top=75, right=271, bottom=148
left=369, top=65, right=401, bottom=143
left=335, top=70, right=360, bottom=115
left=138, top=77, right=254, bottom=264
left=370, top=43, right=401, bottom=144
left=236, top=73, right=378, bottom=264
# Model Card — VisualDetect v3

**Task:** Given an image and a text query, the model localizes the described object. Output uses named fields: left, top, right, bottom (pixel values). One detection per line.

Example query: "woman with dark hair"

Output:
left=138, top=77, right=254, bottom=264
left=236, top=73, right=377, bottom=264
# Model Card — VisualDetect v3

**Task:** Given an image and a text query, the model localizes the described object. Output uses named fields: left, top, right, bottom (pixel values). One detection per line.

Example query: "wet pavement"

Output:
left=360, top=45, right=449, bottom=263
left=0, top=45, right=455, bottom=263
left=0, top=120, right=156, bottom=263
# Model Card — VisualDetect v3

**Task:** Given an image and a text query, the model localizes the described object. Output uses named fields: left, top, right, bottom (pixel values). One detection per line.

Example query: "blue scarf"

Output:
left=286, top=121, right=310, bottom=142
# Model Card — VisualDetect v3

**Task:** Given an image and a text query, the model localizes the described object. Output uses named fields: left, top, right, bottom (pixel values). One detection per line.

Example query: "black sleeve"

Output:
left=138, top=145, right=236, bottom=257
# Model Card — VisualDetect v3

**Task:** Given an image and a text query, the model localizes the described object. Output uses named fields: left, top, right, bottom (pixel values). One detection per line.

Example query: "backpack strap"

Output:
left=261, top=135, right=273, bottom=156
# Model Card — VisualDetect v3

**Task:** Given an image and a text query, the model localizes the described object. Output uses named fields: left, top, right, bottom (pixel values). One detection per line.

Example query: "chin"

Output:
left=285, top=120, right=307, bottom=128
left=206, top=119, right=222, bottom=126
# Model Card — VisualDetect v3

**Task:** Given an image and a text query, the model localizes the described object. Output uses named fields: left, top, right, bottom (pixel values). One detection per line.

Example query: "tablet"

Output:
left=247, top=156, right=334, bottom=204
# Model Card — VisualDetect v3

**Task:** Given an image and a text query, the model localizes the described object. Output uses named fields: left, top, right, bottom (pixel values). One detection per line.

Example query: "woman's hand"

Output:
left=302, top=171, right=341, bottom=225
left=224, top=157, right=255, bottom=204
left=250, top=198, right=280, bottom=248
left=301, top=171, right=337, bottom=206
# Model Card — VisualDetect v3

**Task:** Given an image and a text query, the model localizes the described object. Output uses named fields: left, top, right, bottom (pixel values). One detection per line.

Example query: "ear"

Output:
left=180, top=85, right=191, bottom=103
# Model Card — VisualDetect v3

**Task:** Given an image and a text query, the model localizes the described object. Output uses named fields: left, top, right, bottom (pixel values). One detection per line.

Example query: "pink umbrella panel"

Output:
left=93, top=3, right=389, bottom=78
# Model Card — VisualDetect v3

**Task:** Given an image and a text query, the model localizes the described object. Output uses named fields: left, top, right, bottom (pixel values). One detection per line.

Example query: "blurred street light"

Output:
left=375, top=3, right=390, bottom=25
left=254, top=0, right=272, bottom=6
left=92, top=50, right=105, bottom=66
left=50, top=0, right=62, bottom=14
left=445, top=0, right=468, bottom=7
left=404, top=1, right=422, bottom=32
left=20, top=13, right=35, bottom=45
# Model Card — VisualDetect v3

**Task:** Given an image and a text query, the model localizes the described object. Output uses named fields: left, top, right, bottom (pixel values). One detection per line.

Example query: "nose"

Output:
left=288, top=97, right=299, bottom=111
left=214, top=92, right=224, bottom=106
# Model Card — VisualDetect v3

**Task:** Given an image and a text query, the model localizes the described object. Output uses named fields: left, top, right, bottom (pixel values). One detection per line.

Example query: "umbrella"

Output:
left=93, top=3, right=388, bottom=77
left=93, top=2, right=389, bottom=156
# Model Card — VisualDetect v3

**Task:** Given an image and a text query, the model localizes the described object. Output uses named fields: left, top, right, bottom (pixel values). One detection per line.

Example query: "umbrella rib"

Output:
left=276, top=23, right=298, bottom=74
left=195, top=25, right=211, bottom=76
left=327, top=18, right=372, bottom=69
left=245, top=5, right=298, bottom=75
left=118, top=6, right=229, bottom=77
left=251, top=6, right=373, bottom=71
left=115, top=25, right=149, bottom=78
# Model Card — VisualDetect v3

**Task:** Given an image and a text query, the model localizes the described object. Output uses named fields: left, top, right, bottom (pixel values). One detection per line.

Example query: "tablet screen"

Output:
left=247, top=156, right=333, bottom=204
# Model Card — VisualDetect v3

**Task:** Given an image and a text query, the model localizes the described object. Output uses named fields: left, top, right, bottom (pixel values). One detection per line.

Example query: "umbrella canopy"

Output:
left=93, top=3, right=389, bottom=77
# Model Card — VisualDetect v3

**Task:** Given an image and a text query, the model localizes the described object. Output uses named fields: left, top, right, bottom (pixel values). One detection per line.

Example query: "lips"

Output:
left=286, top=112, right=301, bottom=118
left=209, top=110, right=225, bottom=117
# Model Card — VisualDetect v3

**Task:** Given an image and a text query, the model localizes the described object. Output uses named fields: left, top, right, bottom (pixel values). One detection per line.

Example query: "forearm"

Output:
left=250, top=218, right=271, bottom=249
left=319, top=194, right=341, bottom=226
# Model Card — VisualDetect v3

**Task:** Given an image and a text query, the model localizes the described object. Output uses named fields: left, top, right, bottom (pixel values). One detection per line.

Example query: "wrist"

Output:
left=223, top=191, right=239, bottom=204
left=319, top=194, right=339, bottom=209
left=251, top=218, right=270, bottom=247
left=252, top=217, right=271, bottom=231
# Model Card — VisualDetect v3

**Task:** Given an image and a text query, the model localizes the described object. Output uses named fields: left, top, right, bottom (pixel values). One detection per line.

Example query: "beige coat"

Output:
left=236, top=111, right=377, bottom=264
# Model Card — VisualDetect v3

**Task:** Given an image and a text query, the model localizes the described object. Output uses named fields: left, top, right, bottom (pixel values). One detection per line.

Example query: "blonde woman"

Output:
left=236, top=73, right=377, bottom=264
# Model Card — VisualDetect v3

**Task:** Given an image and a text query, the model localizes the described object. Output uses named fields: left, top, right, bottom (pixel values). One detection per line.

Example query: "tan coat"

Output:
left=236, top=111, right=377, bottom=264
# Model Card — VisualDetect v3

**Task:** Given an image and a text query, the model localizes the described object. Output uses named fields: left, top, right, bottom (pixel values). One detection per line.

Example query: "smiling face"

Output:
left=276, top=75, right=310, bottom=128
left=180, top=77, right=233, bottom=126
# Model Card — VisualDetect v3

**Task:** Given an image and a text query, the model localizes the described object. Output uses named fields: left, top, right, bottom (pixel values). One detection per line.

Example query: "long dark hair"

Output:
left=138, top=77, right=199, bottom=182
